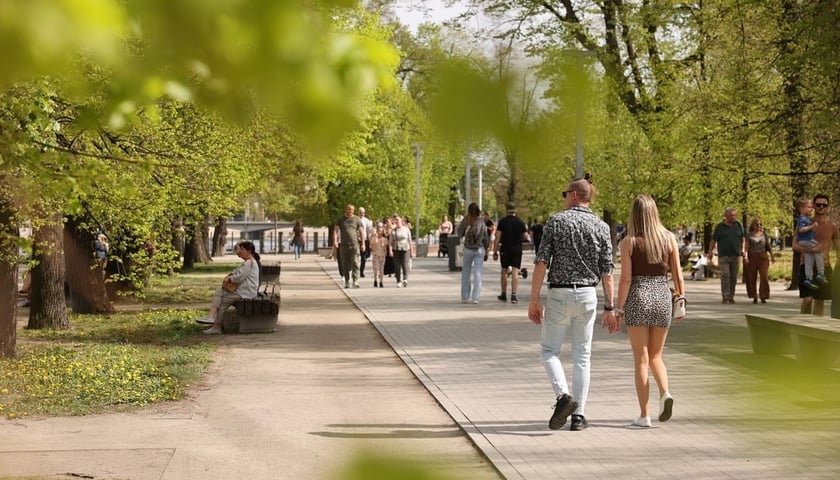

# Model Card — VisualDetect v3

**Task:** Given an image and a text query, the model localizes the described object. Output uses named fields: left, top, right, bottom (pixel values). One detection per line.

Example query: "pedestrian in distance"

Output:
left=358, top=207, right=373, bottom=278
left=493, top=201, right=530, bottom=304
left=745, top=217, right=773, bottom=304
left=615, top=195, right=685, bottom=428
left=794, top=197, right=826, bottom=290
left=457, top=202, right=490, bottom=304
left=389, top=215, right=412, bottom=288
left=334, top=204, right=366, bottom=289
left=438, top=215, right=453, bottom=258
left=529, top=218, right=544, bottom=256
left=291, top=221, right=305, bottom=260
left=678, top=236, right=693, bottom=267
left=707, top=207, right=746, bottom=304
left=792, top=194, right=840, bottom=317
left=527, top=173, right=616, bottom=432
left=370, top=224, right=388, bottom=288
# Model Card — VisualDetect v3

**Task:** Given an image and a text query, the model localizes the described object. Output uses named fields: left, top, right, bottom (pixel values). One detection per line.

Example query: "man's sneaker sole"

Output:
left=549, top=396, right=578, bottom=430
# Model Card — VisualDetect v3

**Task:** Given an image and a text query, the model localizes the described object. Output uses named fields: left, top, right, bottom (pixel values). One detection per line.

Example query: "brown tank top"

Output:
left=630, top=237, right=670, bottom=276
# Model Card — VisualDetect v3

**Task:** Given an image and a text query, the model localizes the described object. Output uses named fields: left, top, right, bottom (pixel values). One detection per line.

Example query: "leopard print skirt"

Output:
left=623, top=275, right=672, bottom=329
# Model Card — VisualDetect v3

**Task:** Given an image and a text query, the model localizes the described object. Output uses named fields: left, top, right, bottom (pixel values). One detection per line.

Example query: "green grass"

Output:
left=138, top=262, right=241, bottom=304
left=1, top=306, right=215, bottom=419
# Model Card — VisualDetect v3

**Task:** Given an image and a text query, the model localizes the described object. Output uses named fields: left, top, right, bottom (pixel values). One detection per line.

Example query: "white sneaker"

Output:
left=203, top=327, right=222, bottom=335
left=396, top=283, right=402, bottom=288
left=353, top=282, right=360, bottom=288
left=195, top=316, right=213, bottom=325
left=472, top=300, right=479, bottom=304
left=659, top=392, right=674, bottom=422
left=631, top=416, right=651, bottom=428
left=402, top=280, right=407, bottom=288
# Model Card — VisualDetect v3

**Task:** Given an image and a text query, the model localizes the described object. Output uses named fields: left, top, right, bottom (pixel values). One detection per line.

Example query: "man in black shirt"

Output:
left=529, top=219, right=544, bottom=254
left=493, top=201, right=530, bottom=304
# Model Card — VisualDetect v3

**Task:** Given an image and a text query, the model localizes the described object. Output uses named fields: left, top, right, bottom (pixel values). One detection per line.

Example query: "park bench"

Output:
left=222, top=263, right=282, bottom=333
left=744, top=313, right=840, bottom=368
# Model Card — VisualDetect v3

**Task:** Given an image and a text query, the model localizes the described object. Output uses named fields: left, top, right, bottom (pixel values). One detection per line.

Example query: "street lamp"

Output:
left=562, top=49, right=597, bottom=178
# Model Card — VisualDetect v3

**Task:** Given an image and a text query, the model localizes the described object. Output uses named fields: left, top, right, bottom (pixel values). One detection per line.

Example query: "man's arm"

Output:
left=741, top=234, right=748, bottom=262
left=707, top=239, right=717, bottom=258
left=527, top=261, right=547, bottom=325
left=601, top=273, right=614, bottom=309
left=333, top=223, right=340, bottom=248
left=792, top=236, right=819, bottom=254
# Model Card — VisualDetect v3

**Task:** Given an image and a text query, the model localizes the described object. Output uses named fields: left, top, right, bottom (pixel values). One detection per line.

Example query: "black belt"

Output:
left=549, top=283, right=597, bottom=289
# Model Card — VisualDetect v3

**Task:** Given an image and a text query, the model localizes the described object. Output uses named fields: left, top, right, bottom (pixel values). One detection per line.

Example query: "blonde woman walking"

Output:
left=616, top=195, right=685, bottom=427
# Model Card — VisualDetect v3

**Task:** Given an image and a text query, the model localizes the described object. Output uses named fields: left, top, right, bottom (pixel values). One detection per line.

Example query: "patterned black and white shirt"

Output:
left=534, top=206, right=614, bottom=285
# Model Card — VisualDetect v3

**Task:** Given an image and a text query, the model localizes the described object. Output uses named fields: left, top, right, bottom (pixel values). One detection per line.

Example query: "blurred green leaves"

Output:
left=0, top=0, right=399, bottom=149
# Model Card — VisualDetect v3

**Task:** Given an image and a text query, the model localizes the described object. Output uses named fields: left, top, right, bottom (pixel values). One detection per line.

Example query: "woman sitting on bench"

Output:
left=197, top=241, right=261, bottom=334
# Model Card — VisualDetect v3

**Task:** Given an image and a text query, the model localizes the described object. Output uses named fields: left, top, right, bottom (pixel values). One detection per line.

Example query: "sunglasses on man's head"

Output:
left=562, top=190, right=573, bottom=198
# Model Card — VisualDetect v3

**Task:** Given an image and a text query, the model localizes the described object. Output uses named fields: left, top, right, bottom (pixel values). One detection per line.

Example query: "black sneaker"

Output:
left=549, top=394, right=578, bottom=430
left=510, top=294, right=518, bottom=304
left=570, top=414, right=588, bottom=431
left=497, top=293, right=507, bottom=302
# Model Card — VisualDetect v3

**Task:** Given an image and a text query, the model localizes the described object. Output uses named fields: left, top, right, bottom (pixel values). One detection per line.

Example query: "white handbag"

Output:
left=672, top=295, right=686, bottom=319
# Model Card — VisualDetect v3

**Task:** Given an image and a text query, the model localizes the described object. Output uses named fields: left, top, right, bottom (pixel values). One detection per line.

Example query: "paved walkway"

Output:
left=3, top=253, right=839, bottom=479
left=332, top=253, right=840, bottom=480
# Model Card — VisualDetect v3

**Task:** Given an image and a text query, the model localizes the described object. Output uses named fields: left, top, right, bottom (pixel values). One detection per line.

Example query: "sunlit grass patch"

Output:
left=2, top=309, right=215, bottom=418
left=23, top=309, right=207, bottom=345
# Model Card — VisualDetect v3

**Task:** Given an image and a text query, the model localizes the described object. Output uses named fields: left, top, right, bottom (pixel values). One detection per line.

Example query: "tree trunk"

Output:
left=182, top=220, right=212, bottom=269
left=27, top=215, right=70, bottom=330
left=63, top=217, right=115, bottom=314
left=780, top=0, right=808, bottom=289
left=182, top=241, right=196, bottom=269
left=211, top=217, right=228, bottom=256
left=0, top=200, right=17, bottom=357
left=170, top=218, right=186, bottom=275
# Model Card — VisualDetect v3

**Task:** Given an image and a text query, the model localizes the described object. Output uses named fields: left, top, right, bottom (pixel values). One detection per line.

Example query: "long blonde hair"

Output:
left=626, top=194, right=672, bottom=264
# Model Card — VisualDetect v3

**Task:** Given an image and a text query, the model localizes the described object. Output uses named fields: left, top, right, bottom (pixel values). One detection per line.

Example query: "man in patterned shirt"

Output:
left=527, top=175, right=616, bottom=432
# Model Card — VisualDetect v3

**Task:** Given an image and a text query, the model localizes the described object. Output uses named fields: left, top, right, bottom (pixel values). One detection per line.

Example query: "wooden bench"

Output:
left=223, top=294, right=280, bottom=333
left=223, top=263, right=282, bottom=333
left=744, top=314, right=840, bottom=368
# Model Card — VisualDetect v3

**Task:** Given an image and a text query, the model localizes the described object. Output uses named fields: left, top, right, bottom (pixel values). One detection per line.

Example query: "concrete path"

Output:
left=334, top=253, right=840, bottom=480
left=1, top=258, right=499, bottom=480
left=3, top=253, right=839, bottom=479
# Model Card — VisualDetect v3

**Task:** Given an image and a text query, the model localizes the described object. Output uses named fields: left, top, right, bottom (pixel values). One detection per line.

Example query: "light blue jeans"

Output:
left=541, top=286, right=597, bottom=416
left=461, top=247, right=485, bottom=302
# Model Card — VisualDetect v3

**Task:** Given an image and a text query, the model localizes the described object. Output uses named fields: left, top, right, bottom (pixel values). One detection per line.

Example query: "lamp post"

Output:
left=465, top=144, right=472, bottom=208
left=412, top=143, right=424, bottom=241
left=562, top=49, right=597, bottom=178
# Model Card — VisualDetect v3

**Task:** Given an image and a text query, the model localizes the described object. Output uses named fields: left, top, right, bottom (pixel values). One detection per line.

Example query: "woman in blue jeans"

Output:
left=457, top=202, right=490, bottom=304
